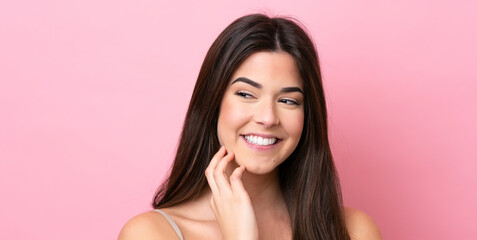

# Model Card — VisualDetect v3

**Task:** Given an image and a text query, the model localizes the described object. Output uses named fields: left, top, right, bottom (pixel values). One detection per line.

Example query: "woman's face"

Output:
left=217, top=51, right=305, bottom=175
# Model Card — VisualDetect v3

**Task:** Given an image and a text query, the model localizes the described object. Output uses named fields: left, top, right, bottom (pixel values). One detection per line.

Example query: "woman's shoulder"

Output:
left=118, top=209, right=180, bottom=240
left=344, top=207, right=382, bottom=240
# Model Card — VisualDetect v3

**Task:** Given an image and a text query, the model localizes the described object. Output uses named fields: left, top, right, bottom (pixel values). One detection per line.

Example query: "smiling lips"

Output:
left=242, top=134, right=280, bottom=146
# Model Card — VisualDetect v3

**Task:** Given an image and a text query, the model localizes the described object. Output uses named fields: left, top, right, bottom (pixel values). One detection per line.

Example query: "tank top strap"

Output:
left=153, top=209, right=184, bottom=240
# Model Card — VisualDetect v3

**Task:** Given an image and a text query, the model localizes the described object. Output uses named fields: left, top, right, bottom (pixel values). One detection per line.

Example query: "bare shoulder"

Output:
left=344, top=207, right=382, bottom=240
left=118, top=210, right=180, bottom=240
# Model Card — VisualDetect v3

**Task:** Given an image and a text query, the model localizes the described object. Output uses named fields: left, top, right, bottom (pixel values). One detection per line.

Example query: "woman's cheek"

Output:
left=217, top=97, right=247, bottom=148
left=281, top=110, right=304, bottom=141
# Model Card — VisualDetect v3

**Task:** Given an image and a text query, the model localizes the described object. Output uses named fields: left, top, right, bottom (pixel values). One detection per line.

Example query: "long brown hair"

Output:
left=153, top=14, right=350, bottom=240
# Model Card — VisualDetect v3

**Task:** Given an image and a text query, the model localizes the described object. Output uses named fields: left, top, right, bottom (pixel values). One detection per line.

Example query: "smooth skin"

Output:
left=215, top=51, right=305, bottom=176
left=119, top=52, right=382, bottom=240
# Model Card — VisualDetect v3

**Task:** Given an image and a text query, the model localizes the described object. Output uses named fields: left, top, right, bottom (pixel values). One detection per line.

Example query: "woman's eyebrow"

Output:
left=231, top=77, right=304, bottom=95
left=231, top=77, right=262, bottom=88
left=281, top=87, right=304, bottom=95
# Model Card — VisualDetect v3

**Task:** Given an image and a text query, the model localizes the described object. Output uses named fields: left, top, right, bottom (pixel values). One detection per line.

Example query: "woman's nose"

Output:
left=253, top=100, right=279, bottom=128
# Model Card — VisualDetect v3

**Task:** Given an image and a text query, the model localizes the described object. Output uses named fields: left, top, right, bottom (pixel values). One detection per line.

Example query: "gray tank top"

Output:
left=154, top=209, right=184, bottom=240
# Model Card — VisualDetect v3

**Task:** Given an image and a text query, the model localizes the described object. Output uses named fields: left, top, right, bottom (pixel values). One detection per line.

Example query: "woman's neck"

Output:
left=225, top=160, right=284, bottom=211
left=189, top=161, right=287, bottom=222
left=224, top=160, right=291, bottom=238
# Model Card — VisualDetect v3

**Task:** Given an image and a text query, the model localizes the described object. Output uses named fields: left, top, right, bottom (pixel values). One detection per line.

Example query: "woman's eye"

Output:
left=235, top=91, right=254, bottom=99
left=279, top=98, right=300, bottom=105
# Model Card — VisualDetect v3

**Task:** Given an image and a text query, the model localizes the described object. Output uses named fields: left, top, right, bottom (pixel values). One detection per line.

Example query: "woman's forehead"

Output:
left=229, top=51, right=303, bottom=88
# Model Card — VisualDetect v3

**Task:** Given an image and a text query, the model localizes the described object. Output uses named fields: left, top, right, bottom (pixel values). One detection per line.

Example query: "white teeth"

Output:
left=244, top=135, right=277, bottom=146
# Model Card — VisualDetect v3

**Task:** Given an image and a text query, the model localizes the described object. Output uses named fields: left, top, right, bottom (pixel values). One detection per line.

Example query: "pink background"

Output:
left=1, top=0, right=476, bottom=239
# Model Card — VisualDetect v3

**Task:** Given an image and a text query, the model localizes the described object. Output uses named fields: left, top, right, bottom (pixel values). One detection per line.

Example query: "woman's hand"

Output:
left=205, top=146, right=259, bottom=240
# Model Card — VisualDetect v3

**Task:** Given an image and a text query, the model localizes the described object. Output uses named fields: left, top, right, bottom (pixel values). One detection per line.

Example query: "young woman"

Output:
left=119, top=14, right=381, bottom=240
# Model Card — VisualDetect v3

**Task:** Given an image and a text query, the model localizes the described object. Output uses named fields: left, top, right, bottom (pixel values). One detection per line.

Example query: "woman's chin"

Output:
left=234, top=159, right=276, bottom=176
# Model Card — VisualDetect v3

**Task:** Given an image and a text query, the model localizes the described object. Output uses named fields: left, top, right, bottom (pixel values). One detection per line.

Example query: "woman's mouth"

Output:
left=244, top=135, right=277, bottom=146
left=241, top=134, right=282, bottom=148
